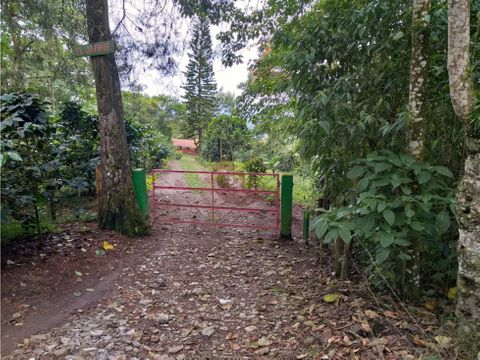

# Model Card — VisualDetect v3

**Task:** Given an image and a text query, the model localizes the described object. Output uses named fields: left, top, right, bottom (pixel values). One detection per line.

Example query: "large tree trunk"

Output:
left=405, top=0, right=431, bottom=299
left=85, top=0, right=149, bottom=236
left=448, top=0, right=479, bottom=348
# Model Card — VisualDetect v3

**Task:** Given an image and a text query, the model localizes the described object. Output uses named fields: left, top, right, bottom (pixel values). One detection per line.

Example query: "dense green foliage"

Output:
left=313, top=151, right=457, bottom=290
left=123, top=92, right=175, bottom=170
left=201, top=114, right=251, bottom=162
left=1, top=93, right=55, bottom=231
left=1, top=0, right=93, bottom=104
left=57, top=102, right=99, bottom=196
left=0, top=91, right=176, bottom=238
left=240, top=0, right=479, bottom=295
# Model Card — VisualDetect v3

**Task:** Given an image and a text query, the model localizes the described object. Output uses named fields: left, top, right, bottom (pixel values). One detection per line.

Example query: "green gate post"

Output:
left=132, top=168, right=148, bottom=218
left=280, top=174, right=293, bottom=239
left=303, top=210, right=310, bottom=243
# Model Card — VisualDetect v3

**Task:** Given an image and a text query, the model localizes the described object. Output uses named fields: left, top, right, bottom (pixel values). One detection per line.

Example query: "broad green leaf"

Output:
left=389, top=157, right=403, bottom=167
left=418, top=171, right=431, bottom=184
left=318, top=121, right=331, bottom=134
left=377, top=202, right=386, bottom=213
left=449, top=203, right=456, bottom=214
left=433, top=166, right=453, bottom=178
left=357, top=178, right=369, bottom=192
left=399, top=252, right=412, bottom=261
left=405, top=208, right=415, bottom=218
left=358, top=214, right=376, bottom=234
left=338, top=226, right=351, bottom=244
left=399, top=153, right=414, bottom=166
left=422, top=193, right=432, bottom=203
left=375, top=248, right=390, bottom=264
left=383, top=209, right=395, bottom=226
left=410, top=222, right=424, bottom=231
left=435, top=211, right=451, bottom=235
left=324, top=229, right=338, bottom=244
left=390, top=175, right=401, bottom=188
left=394, top=237, right=410, bottom=246
left=373, top=162, right=391, bottom=172
left=347, top=166, right=365, bottom=179
left=379, top=232, right=394, bottom=248
left=315, top=220, right=329, bottom=239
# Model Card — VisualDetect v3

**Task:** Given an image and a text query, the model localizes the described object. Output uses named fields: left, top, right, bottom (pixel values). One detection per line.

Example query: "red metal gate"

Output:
left=150, top=169, right=280, bottom=231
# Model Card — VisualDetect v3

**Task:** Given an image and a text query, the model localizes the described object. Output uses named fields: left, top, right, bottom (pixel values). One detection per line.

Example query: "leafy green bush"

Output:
left=1, top=93, right=54, bottom=231
left=312, top=150, right=457, bottom=291
left=216, top=174, right=229, bottom=188
left=124, top=118, right=171, bottom=170
left=173, top=151, right=183, bottom=160
left=57, top=102, right=99, bottom=195
left=242, top=158, right=267, bottom=189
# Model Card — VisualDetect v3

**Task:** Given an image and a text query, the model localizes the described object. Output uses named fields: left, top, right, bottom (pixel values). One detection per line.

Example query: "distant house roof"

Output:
left=172, top=138, right=197, bottom=149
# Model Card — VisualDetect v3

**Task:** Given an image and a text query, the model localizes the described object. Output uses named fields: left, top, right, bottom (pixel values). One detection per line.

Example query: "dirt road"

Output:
left=1, top=159, right=443, bottom=359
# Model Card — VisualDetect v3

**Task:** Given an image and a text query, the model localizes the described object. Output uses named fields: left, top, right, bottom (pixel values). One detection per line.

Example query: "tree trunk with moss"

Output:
left=86, top=0, right=149, bottom=236
left=405, top=0, right=431, bottom=299
left=448, top=0, right=480, bottom=351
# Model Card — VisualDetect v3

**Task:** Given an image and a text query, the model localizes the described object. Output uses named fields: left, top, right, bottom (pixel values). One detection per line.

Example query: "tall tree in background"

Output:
left=85, top=0, right=149, bottom=236
left=448, top=0, right=479, bottom=348
left=405, top=0, right=431, bottom=298
left=183, top=15, right=217, bottom=147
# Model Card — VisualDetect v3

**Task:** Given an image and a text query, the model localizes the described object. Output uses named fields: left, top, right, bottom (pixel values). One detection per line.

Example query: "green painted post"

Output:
left=132, top=169, right=148, bottom=217
left=280, top=174, right=293, bottom=239
left=303, top=210, right=310, bottom=243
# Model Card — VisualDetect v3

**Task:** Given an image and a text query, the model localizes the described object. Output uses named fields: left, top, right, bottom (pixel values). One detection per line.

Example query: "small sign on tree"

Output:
left=74, top=40, right=115, bottom=57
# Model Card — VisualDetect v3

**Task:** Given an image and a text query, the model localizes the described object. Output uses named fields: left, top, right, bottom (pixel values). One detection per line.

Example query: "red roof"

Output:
left=172, top=138, right=197, bottom=149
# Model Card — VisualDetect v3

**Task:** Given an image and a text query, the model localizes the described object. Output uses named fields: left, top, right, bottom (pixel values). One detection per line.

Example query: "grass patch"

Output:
left=257, top=173, right=317, bottom=207
left=1, top=220, right=57, bottom=245
left=1, top=196, right=96, bottom=245
left=178, top=155, right=205, bottom=188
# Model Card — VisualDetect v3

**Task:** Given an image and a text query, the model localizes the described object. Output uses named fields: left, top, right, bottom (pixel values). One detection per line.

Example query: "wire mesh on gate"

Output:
left=150, top=169, right=280, bottom=231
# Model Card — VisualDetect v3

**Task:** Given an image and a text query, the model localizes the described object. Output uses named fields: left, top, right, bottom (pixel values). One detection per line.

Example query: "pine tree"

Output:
left=183, top=15, right=217, bottom=147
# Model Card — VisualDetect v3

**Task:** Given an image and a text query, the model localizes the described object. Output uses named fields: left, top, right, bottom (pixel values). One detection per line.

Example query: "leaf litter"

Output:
left=1, top=207, right=457, bottom=359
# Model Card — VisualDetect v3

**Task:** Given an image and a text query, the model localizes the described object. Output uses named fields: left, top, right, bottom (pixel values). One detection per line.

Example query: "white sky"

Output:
left=109, top=1, right=260, bottom=98
left=138, top=26, right=258, bottom=98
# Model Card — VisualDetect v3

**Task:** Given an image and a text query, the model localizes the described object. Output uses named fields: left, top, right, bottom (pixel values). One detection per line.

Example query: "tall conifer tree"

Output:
left=183, top=15, right=217, bottom=147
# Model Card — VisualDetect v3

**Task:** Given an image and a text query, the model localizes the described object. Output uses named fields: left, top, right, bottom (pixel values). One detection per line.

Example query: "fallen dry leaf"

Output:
left=383, top=310, right=399, bottom=319
left=103, top=241, right=114, bottom=251
left=323, top=292, right=341, bottom=303
left=365, top=310, right=380, bottom=319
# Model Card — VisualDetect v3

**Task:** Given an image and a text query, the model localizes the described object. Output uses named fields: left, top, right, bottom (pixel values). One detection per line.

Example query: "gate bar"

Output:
left=152, top=185, right=276, bottom=194
left=159, top=219, right=277, bottom=231
left=155, top=203, right=277, bottom=212
left=152, top=169, right=276, bottom=177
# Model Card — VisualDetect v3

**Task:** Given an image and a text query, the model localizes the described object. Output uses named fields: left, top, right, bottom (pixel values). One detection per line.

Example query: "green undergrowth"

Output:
left=1, top=219, right=57, bottom=245
left=1, top=196, right=97, bottom=245
left=257, top=173, right=317, bottom=207
left=199, top=158, right=243, bottom=172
